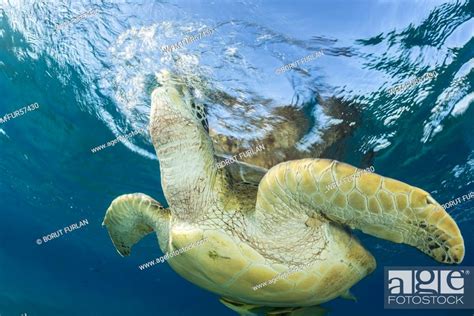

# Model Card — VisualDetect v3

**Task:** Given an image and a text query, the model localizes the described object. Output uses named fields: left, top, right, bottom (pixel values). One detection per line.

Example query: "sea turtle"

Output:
left=103, top=70, right=464, bottom=315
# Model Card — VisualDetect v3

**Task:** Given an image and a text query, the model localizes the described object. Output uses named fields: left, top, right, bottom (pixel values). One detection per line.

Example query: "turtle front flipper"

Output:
left=254, top=159, right=464, bottom=264
left=102, top=193, right=170, bottom=256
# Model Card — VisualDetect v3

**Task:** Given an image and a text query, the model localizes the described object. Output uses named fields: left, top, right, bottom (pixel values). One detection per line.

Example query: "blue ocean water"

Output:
left=0, top=1, right=473, bottom=315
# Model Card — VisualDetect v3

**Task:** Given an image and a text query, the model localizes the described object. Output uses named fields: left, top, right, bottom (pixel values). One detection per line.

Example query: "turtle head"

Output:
left=150, top=70, right=209, bottom=152
left=148, top=71, right=217, bottom=213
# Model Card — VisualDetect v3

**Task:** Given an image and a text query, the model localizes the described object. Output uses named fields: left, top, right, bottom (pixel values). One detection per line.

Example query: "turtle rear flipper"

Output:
left=219, top=297, right=260, bottom=316
left=219, top=297, right=328, bottom=316
left=102, top=193, right=170, bottom=256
